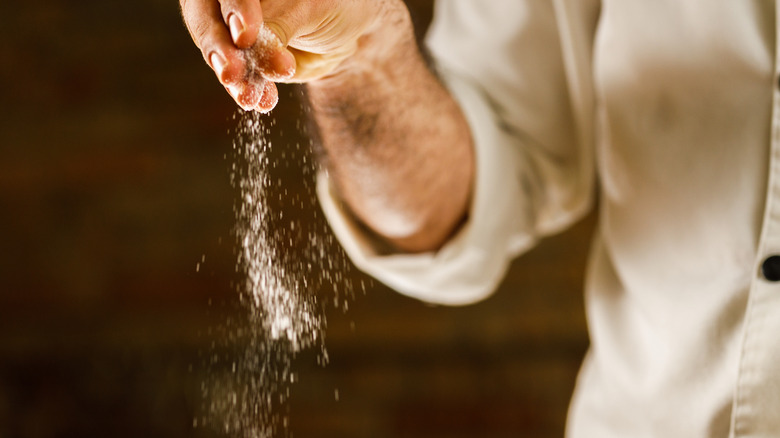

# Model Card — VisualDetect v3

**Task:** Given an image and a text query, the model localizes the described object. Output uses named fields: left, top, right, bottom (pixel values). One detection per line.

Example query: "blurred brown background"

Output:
left=0, top=1, right=593, bottom=437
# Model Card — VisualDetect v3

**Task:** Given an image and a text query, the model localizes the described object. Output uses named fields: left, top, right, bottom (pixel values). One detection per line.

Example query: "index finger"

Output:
left=181, top=0, right=244, bottom=84
left=217, top=0, right=264, bottom=49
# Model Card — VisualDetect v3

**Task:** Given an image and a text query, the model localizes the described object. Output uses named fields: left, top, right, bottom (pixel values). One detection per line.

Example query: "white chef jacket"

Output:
left=317, top=0, right=780, bottom=436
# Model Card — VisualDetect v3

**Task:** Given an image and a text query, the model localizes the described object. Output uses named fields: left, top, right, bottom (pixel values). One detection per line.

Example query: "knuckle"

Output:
left=181, top=0, right=198, bottom=30
left=192, top=19, right=212, bottom=48
left=181, top=0, right=220, bottom=51
left=265, top=20, right=291, bottom=46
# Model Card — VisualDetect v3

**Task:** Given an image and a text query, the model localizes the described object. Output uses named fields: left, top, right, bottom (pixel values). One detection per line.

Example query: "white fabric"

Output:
left=317, top=0, right=780, bottom=436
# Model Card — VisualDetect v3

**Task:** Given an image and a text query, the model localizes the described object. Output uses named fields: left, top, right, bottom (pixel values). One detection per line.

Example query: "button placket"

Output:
left=732, top=4, right=780, bottom=434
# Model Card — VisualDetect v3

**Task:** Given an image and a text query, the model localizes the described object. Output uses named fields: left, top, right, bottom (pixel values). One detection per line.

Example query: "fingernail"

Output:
left=228, top=13, right=244, bottom=44
left=210, top=52, right=227, bottom=80
left=226, top=83, right=241, bottom=97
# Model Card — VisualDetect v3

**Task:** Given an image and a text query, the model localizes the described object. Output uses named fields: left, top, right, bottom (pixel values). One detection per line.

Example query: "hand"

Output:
left=180, top=0, right=384, bottom=113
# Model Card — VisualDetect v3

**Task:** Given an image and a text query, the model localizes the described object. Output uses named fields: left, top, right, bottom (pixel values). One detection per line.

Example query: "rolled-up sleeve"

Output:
left=317, top=0, right=598, bottom=305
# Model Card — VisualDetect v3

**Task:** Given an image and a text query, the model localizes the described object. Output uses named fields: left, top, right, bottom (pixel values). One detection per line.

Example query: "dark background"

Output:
left=0, top=1, right=593, bottom=437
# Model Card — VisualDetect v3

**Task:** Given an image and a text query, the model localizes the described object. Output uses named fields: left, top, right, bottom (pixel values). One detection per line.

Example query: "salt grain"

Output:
left=198, top=99, right=367, bottom=437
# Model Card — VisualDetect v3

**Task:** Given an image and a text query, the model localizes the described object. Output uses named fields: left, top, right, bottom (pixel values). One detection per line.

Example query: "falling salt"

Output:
left=198, top=93, right=367, bottom=438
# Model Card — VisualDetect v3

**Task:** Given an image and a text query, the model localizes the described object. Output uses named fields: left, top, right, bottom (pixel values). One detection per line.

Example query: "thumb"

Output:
left=243, top=24, right=297, bottom=82
left=242, top=0, right=335, bottom=82
left=250, top=1, right=377, bottom=82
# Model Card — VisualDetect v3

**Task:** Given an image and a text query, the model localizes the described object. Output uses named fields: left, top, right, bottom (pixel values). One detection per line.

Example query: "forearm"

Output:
left=307, top=2, right=474, bottom=253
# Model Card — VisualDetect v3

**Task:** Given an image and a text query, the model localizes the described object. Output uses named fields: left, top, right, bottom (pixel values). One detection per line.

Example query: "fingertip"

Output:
left=267, top=48, right=296, bottom=81
left=239, top=83, right=264, bottom=110
left=257, top=25, right=295, bottom=81
left=241, top=22, right=262, bottom=48
left=222, top=0, right=264, bottom=48
left=228, top=13, right=260, bottom=49
left=256, top=81, right=279, bottom=113
left=224, top=80, right=264, bottom=111
left=243, top=38, right=295, bottom=82
left=209, top=50, right=245, bottom=84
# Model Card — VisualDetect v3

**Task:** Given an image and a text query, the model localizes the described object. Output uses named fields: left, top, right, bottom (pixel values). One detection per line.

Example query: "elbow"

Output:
left=357, top=198, right=470, bottom=254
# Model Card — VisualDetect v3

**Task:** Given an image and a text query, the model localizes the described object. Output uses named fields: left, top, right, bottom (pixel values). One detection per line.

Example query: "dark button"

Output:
left=762, top=255, right=780, bottom=281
